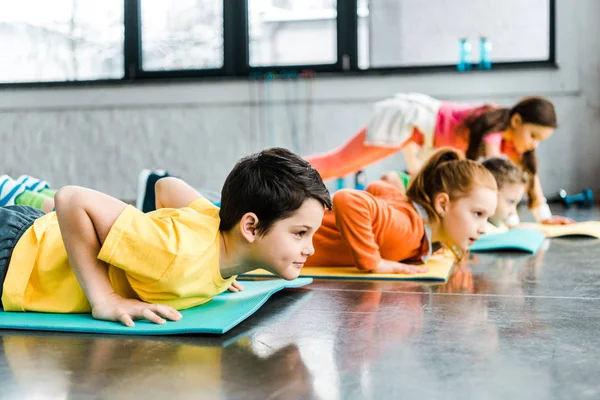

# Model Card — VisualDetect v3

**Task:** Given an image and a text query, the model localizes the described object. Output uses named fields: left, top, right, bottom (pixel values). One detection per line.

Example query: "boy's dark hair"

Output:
left=481, top=157, right=528, bottom=189
left=219, top=147, right=332, bottom=235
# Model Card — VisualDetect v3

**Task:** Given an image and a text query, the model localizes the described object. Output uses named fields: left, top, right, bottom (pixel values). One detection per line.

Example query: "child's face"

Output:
left=511, top=122, right=554, bottom=153
left=489, top=183, right=526, bottom=226
left=439, top=187, right=497, bottom=250
left=253, top=198, right=325, bottom=280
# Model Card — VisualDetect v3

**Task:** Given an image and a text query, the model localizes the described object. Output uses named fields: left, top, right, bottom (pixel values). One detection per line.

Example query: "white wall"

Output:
left=369, top=0, right=550, bottom=67
left=0, top=0, right=597, bottom=202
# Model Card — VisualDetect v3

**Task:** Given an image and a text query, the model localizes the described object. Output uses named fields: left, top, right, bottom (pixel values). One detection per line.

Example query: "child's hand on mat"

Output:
left=92, top=293, right=182, bottom=327
left=372, top=259, right=428, bottom=274
left=542, top=215, right=576, bottom=225
left=228, top=280, right=245, bottom=292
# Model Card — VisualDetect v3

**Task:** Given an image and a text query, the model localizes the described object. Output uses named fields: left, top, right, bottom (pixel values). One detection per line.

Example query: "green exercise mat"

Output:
left=0, top=278, right=312, bottom=336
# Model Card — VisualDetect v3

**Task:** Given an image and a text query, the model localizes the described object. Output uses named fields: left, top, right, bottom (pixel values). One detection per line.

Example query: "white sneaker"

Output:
left=16, top=175, right=50, bottom=192
left=136, top=169, right=169, bottom=212
left=0, top=175, right=27, bottom=207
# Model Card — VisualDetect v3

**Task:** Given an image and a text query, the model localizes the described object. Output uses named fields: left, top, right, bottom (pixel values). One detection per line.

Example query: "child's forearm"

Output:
left=529, top=175, right=546, bottom=208
left=529, top=175, right=552, bottom=221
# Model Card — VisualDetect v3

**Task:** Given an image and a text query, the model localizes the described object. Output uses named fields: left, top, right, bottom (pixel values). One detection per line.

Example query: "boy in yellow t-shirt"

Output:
left=0, top=147, right=332, bottom=327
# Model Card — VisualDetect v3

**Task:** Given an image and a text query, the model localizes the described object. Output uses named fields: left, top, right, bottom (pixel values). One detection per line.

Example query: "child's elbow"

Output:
left=54, top=186, right=79, bottom=212
left=154, top=177, right=181, bottom=195
left=54, top=186, right=92, bottom=216
left=154, top=177, right=182, bottom=206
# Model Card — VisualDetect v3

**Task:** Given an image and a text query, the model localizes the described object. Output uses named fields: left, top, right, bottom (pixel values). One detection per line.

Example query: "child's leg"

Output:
left=16, top=175, right=51, bottom=193
left=14, top=190, right=55, bottom=213
left=306, top=127, right=404, bottom=181
left=1, top=175, right=55, bottom=212
left=39, top=188, right=57, bottom=199
left=0, top=175, right=26, bottom=207
left=0, top=205, right=45, bottom=300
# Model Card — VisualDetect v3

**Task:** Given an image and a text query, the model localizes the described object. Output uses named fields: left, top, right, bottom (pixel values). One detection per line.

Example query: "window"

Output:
left=248, top=0, right=338, bottom=67
left=140, top=0, right=224, bottom=71
left=0, top=0, right=555, bottom=85
left=0, top=0, right=124, bottom=83
left=358, top=0, right=552, bottom=69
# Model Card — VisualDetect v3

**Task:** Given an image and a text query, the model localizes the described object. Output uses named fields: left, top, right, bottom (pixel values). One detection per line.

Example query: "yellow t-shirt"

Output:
left=1, top=197, right=235, bottom=312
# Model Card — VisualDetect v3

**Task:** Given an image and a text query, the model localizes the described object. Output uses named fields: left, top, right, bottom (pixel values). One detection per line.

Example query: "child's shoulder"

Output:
left=148, top=197, right=221, bottom=239
left=185, top=196, right=220, bottom=216
left=152, top=197, right=220, bottom=218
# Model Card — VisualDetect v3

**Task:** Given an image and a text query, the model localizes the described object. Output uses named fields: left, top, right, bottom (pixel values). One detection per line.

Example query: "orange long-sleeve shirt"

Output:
left=306, top=181, right=432, bottom=271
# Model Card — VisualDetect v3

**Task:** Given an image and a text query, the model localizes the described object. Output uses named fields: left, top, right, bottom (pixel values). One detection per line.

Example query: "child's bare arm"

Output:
left=402, top=142, right=423, bottom=175
left=155, top=177, right=204, bottom=209
left=530, top=174, right=546, bottom=209
left=531, top=175, right=575, bottom=225
left=55, top=186, right=182, bottom=326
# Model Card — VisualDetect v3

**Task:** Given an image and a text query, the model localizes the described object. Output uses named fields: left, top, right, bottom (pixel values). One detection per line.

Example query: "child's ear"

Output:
left=510, top=113, right=522, bottom=128
left=434, top=192, right=450, bottom=217
left=239, top=212, right=260, bottom=243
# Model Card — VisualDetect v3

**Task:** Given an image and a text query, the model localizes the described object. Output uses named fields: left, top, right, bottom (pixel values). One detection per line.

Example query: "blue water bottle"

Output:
left=457, top=38, right=472, bottom=71
left=479, top=37, right=492, bottom=70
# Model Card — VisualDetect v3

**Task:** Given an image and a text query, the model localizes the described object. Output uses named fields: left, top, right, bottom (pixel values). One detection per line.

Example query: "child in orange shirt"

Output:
left=305, top=148, right=498, bottom=273
left=383, top=157, right=532, bottom=229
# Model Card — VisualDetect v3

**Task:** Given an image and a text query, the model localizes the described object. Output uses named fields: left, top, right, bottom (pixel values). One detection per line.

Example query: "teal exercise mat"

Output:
left=470, top=228, right=546, bottom=254
left=0, top=278, right=312, bottom=336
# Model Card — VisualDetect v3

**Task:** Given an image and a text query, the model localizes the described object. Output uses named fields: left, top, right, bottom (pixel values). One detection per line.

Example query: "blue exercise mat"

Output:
left=0, top=278, right=312, bottom=336
left=470, top=228, right=546, bottom=254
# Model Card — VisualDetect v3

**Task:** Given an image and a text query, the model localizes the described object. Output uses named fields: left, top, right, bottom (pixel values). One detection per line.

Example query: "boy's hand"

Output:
left=92, top=293, right=183, bottom=327
left=227, top=280, right=245, bottom=292
left=542, top=215, right=576, bottom=225
left=372, top=259, right=428, bottom=275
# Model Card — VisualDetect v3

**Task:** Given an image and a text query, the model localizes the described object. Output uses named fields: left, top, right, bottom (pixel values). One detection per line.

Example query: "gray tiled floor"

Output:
left=0, top=205, right=599, bottom=400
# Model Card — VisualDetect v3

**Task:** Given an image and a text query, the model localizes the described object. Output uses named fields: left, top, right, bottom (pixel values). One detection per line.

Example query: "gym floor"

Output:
left=0, top=205, right=598, bottom=400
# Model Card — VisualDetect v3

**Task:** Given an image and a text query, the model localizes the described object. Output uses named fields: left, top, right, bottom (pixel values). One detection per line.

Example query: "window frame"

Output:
left=0, top=0, right=556, bottom=88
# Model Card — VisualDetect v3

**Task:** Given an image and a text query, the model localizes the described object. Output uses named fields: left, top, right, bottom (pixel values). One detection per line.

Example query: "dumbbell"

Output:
left=548, top=188, right=594, bottom=208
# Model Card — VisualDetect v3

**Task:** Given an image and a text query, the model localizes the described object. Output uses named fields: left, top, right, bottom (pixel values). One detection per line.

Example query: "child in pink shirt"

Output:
left=306, top=94, right=570, bottom=225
